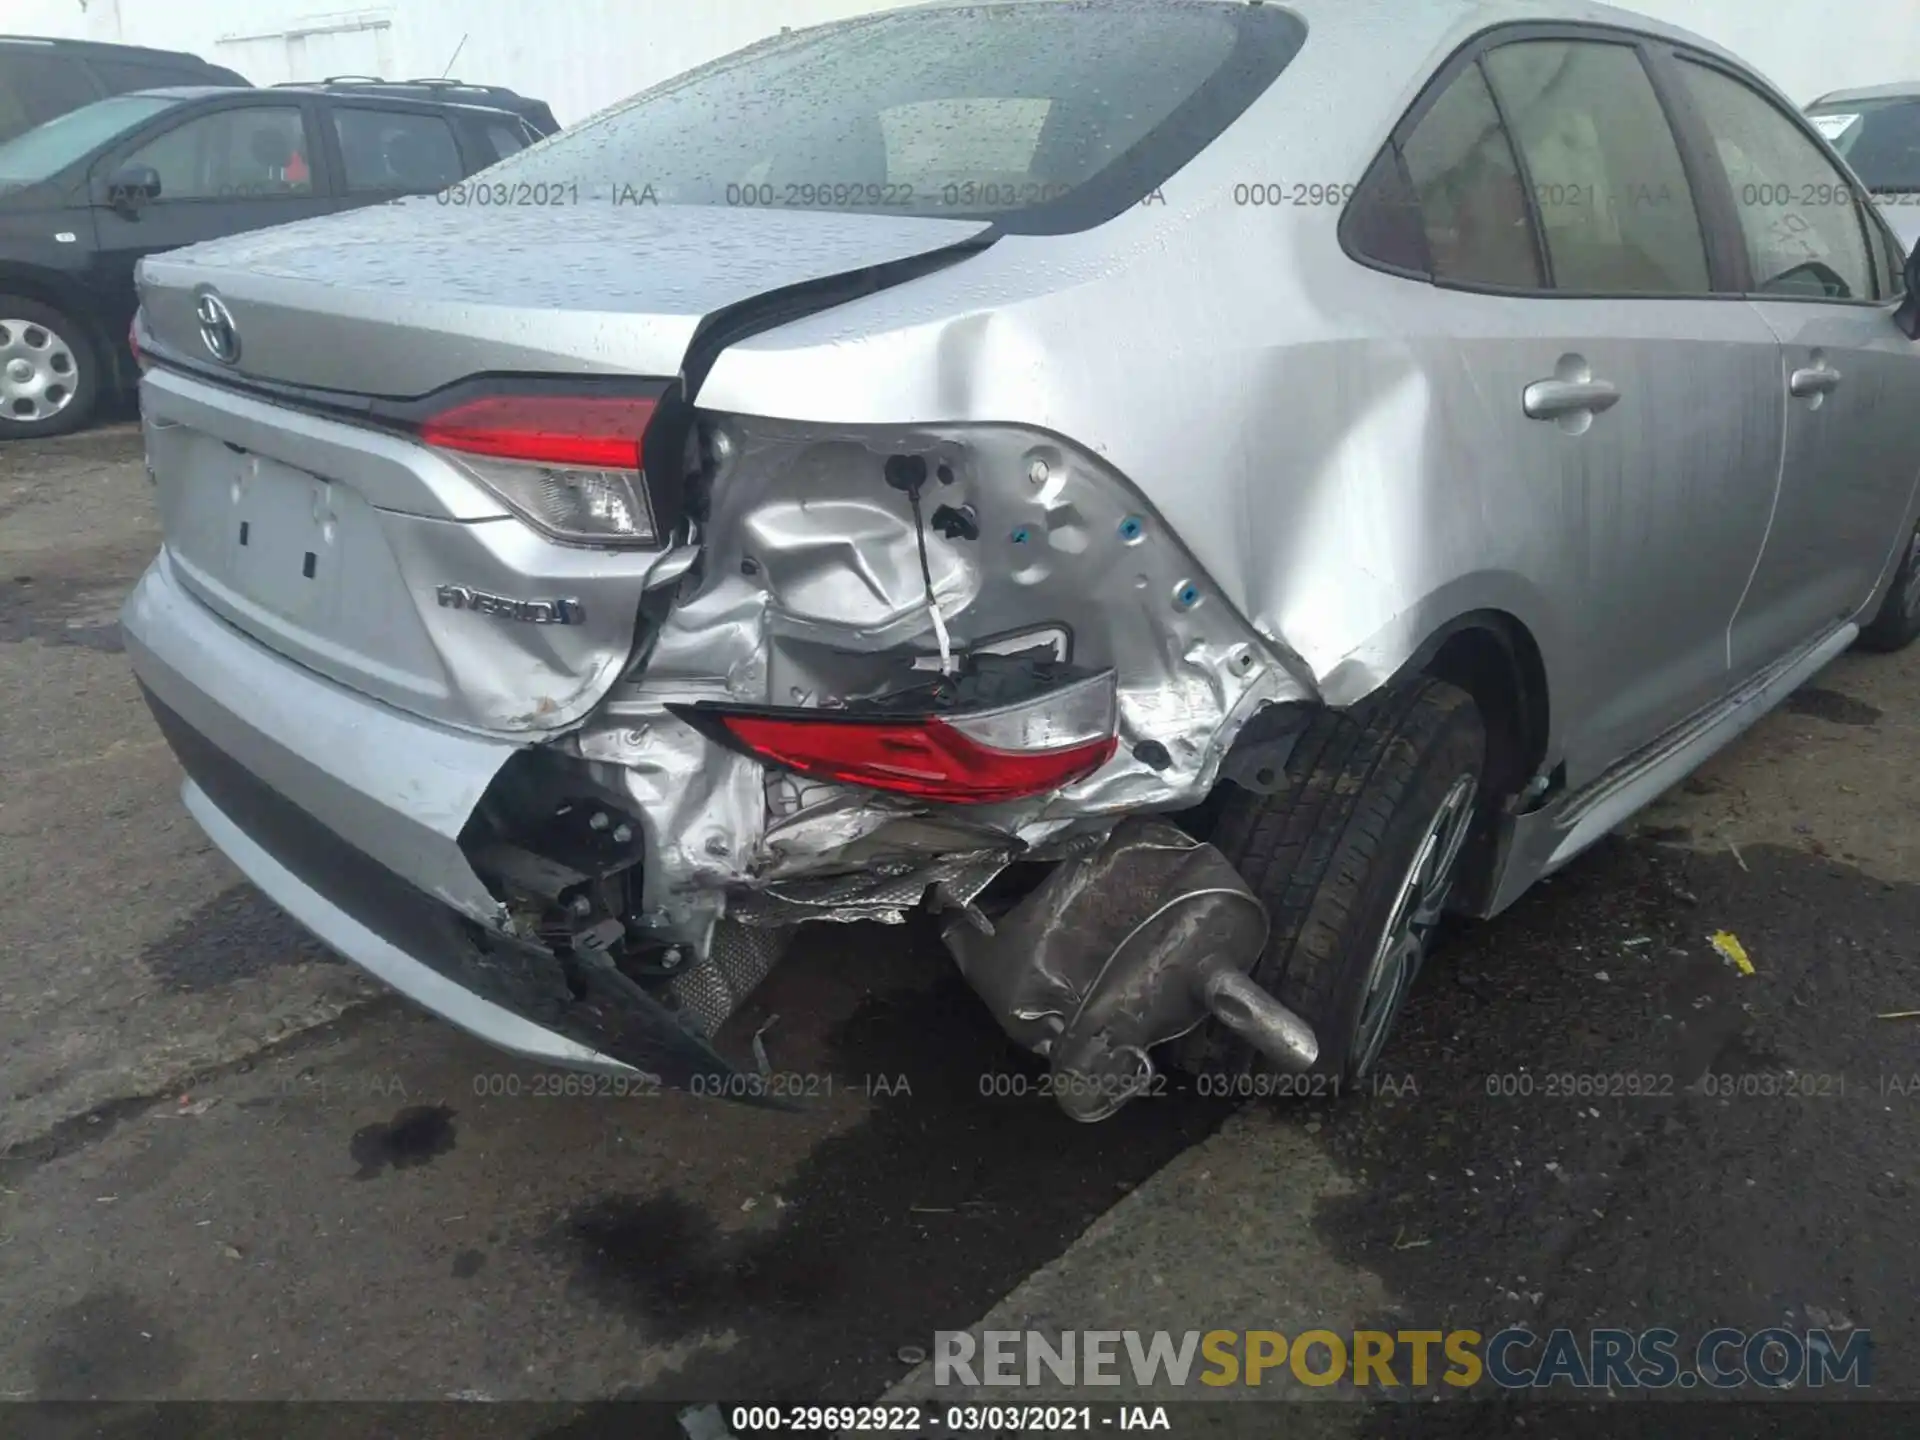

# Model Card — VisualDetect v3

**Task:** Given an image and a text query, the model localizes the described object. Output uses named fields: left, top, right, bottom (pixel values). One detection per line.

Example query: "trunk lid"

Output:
left=134, top=200, right=992, bottom=736
left=136, top=199, right=991, bottom=394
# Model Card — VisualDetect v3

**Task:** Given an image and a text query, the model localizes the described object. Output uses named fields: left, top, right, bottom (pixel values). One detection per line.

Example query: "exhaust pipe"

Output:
left=1193, top=953, right=1319, bottom=1072
left=944, top=818, right=1318, bottom=1122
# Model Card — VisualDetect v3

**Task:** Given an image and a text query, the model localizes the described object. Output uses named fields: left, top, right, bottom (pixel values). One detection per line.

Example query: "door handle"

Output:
left=1788, top=363, right=1841, bottom=397
left=1522, top=377, right=1621, bottom=420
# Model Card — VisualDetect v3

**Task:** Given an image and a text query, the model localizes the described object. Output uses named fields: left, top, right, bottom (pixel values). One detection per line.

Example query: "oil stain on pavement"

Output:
left=546, top=922, right=1225, bottom=1404
left=350, top=1104, right=459, bottom=1178
left=0, top=544, right=153, bottom=654
left=1784, top=686, right=1883, bottom=726
left=138, top=884, right=337, bottom=992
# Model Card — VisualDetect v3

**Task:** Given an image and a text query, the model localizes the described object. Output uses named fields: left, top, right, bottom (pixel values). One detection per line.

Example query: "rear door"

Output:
left=1347, top=29, right=1785, bottom=782
left=89, top=98, right=333, bottom=336
left=1666, top=57, right=1920, bottom=675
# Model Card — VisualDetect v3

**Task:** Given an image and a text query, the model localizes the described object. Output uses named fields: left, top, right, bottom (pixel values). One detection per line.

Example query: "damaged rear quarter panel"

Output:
left=572, top=5, right=1605, bottom=937
left=583, top=406, right=1314, bottom=945
left=689, top=108, right=1569, bottom=762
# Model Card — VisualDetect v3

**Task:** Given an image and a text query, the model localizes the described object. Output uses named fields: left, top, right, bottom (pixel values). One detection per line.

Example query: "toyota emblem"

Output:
left=195, top=292, right=240, bottom=365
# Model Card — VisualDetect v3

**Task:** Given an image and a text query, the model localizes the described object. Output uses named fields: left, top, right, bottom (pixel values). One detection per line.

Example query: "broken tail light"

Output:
left=674, top=670, right=1120, bottom=805
left=418, top=393, right=660, bottom=546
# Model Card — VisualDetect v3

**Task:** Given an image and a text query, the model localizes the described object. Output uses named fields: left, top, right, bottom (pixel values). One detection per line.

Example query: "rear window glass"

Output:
left=478, top=1, right=1307, bottom=233
left=1809, top=98, right=1920, bottom=194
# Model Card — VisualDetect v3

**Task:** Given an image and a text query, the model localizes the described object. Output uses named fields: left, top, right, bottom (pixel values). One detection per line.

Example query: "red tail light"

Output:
left=416, top=392, right=661, bottom=546
left=128, top=315, right=144, bottom=369
left=418, top=394, right=656, bottom=468
left=678, top=671, right=1120, bottom=805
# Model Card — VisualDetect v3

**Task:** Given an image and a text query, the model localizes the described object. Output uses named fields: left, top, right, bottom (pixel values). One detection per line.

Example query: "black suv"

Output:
left=274, top=77, right=561, bottom=140
left=0, top=36, right=249, bottom=144
left=0, top=84, right=546, bottom=437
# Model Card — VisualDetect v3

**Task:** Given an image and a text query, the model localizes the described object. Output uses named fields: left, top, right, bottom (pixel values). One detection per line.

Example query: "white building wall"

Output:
left=1, top=0, right=938, bottom=124
left=3, top=0, right=1919, bottom=121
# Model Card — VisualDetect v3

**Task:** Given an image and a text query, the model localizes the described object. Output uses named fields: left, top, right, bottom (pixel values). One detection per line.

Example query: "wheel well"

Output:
left=1416, top=617, right=1549, bottom=916
left=1419, top=615, right=1549, bottom=809
left=0, top=272, right=124, bottom=396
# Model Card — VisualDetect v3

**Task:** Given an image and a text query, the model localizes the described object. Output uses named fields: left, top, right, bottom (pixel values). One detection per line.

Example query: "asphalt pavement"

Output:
left=4, top=424, right=1919, bottom=1434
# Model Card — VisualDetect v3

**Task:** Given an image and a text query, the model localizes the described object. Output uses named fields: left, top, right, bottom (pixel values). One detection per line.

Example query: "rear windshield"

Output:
left=1810, top=97, right=1920, bottom=194
left=479, top=1, right=1306, bottom=233
left=0, top=93, right=182, bottom=188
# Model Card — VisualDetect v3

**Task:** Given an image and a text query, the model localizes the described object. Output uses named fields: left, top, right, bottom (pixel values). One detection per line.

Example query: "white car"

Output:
left=1808, top=83, right=1920, bottom=252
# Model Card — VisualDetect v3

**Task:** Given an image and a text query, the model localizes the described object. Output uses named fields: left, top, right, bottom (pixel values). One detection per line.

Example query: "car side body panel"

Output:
left=1734, top=302, right=1920, bottom=670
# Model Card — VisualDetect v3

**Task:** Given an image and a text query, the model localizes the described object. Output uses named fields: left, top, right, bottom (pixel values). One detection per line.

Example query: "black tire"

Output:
left=1199, top=677, right=1487, bottom=1086
left=0, top=296, right=100, bottom=440
left=1857, top=520, right=1920, bottom=654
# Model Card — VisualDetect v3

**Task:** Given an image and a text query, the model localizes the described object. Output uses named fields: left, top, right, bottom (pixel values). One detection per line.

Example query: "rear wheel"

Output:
left=1202, top=678, right=1486, bottom=1086
left=1857, top=518, right=1920, bottom=654
left=0, top=297, right=98, bottom=440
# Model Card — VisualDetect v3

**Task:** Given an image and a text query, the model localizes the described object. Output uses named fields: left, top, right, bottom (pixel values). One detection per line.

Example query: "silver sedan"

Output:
left=120, top=0, right=1920, bottom=1122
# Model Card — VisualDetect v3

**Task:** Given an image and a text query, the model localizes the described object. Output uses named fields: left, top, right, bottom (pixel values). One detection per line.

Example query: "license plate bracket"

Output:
left=224, top=454, right=342, bottom=624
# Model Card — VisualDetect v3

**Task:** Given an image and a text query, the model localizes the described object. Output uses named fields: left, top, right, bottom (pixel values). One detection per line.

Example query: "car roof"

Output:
left=1809, top=81, right=1920, bottom=106
left=118, top=86, right=237, bottom=101
left=118, top=84, right=528, bottom=120
left=271, top=78, right=557, bottom=128
left=1297, top=0, right=1742, bottom=61
left=276, top=77, right=531, bottom=96
left=0, top=33, right=223, bottom=65
left=270, top=86, right=535, bottom=119
left=892, top=0, right=1751, bottom=93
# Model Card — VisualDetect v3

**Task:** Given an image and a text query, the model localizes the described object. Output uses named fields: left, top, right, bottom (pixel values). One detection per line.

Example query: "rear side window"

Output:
left=484, top=119, right=529, bottom=160
left=474, top=2, right=1308, bottom=233
left=1481, top=40, right=1710, bottom=295
left=1396, top=64, right=1542, bottom=288
left=333, top=108, right=464, bottom=192
left=1678, top=61, right=1874, bottom=300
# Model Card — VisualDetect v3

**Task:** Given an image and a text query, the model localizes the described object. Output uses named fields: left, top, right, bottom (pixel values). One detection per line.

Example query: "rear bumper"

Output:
left=124, top=548, right=517, bottom=923
left=121, top=550, right=739, bottom=1082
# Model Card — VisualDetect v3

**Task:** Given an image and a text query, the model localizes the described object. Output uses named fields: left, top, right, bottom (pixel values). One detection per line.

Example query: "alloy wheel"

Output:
left=1350, top=772, right=1477, bottom=1079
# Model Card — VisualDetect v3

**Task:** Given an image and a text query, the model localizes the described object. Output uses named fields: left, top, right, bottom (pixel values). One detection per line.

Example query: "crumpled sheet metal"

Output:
left=571, top=416, right=1314, bottom=947
left=729, top=849, right=1013, bottom=928
left=568, top=717, right=764, bottom=949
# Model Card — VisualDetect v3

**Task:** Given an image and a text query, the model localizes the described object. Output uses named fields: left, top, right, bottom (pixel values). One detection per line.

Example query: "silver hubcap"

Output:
left=1901, top=526, right=1920, bottom=619
left=1351, top=772, right=1477, bottom=1078
left=0, top=317, right=79, bottom=423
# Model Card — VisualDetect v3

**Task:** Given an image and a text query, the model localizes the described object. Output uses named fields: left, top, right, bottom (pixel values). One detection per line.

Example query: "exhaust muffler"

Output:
left=944, top=818, right=1318, bottom=1121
